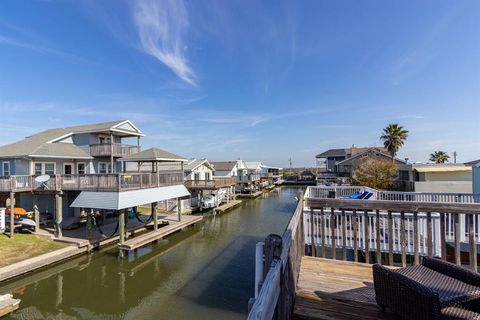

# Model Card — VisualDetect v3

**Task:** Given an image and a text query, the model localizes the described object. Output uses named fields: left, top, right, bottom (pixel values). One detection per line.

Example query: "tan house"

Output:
left=413, top=163, right=473, bottom=193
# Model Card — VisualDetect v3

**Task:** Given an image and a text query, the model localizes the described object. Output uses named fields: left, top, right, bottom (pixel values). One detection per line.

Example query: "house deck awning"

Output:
left=414, top=166, right=472, bottom=173
left=70, top=185, right=190, bottom=210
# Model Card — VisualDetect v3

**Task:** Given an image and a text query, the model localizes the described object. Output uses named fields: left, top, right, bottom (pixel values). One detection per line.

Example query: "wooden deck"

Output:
left=236, top=190, right=263, bottom=199
left=118, top=214, right=203, bottom=251
left=294, top=257, right=396, bottom=320
left=215, top=200, right=242, bottom=213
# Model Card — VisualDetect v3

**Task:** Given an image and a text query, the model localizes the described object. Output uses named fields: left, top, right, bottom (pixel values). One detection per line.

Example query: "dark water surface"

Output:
left=1, top=187, right=299, bottom=320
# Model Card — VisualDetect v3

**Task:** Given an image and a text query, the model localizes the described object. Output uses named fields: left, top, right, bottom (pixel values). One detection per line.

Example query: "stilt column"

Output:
left=55, top=192, right=63, bottom=238
left=152, top=202, right=158, bottom=231
left=177, top=198, right=182, bottom=222
left=9, top=192, right=14, bottom=238
left=119, top=209, right=125, bottom=245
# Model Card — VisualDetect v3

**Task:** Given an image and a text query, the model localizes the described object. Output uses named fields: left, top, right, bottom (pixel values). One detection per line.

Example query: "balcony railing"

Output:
left=0, top=172, right=184, bottom=192
left=184, top=177, right=237, bottom=189
left=239, top=174, right=261, bottom=183
left=89, top=143, right=139, bottom=157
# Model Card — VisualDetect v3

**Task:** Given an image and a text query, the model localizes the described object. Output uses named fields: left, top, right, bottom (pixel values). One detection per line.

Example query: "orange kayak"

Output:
left=5, top=207, right=27, bottom=215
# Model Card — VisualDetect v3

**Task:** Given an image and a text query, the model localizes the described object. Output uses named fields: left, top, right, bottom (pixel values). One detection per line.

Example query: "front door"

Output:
left=64, top=163, right=73, bottom=175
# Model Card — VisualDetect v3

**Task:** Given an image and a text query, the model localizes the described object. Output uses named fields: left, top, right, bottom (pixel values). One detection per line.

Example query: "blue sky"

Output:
left=0, top=0, right=479, bottom=167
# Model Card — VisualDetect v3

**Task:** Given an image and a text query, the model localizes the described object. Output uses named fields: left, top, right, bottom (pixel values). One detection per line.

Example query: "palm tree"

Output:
left=429, top=151, right=450, bottom=164
left=380, top=123, right=409, bottom=163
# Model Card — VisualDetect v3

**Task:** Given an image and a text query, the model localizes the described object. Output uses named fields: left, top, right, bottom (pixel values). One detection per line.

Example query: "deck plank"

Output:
left=294, top=257, right=396, bottom=320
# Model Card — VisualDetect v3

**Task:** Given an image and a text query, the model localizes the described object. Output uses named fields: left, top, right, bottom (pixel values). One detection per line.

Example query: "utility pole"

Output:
left=289, top=157, right=292, bottom=170
left=453, top=151, right=457, bottom=164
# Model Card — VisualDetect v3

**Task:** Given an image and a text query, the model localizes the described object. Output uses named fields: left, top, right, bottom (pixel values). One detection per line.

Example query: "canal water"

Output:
left=1, top=187, right=300, bottom=320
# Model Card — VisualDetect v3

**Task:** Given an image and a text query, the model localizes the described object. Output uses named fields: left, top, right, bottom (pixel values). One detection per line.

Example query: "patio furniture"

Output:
left=373, top=257, right=480, bottom=320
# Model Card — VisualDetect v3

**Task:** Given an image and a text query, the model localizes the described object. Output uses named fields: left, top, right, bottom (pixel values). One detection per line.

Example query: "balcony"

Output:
left=0, top=172, right=184, bottom=193
left=185, top=177, right=236, bottom=190
left=238, top=174, right=260, bottom=183
left=90, top=143, right=139, bottom=158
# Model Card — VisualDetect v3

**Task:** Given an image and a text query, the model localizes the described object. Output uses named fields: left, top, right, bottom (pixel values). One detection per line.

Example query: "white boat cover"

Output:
left=70, top=185, right=190, bottom=210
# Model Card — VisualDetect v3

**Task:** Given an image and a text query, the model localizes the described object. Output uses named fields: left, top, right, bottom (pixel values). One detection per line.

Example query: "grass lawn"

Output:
left=0, top=233, right=66, bottom=267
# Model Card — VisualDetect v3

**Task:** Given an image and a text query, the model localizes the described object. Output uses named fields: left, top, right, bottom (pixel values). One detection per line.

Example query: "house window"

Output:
left=44, top=163, right=55, bottom=175
left=34, top=162, right=56, bottom=175
left=98, top=162, right=114, bottom=174
left=205, top=172, right=211, bottom=180
left=2, top=162, right=10, bottom=176
left=194, top=173, right=200, bottom=181
left=35, top=163, right=42, bottom=175
left=77, top=163, right=86, bottom=174
left=99, top=136, right=111, bottom=144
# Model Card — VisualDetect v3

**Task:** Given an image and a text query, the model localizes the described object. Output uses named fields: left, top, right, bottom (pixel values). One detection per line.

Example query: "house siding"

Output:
left=188, top=164, right=214, bottom=180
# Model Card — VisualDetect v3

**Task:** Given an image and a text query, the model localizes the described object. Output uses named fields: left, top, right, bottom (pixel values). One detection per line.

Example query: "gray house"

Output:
left=0, top=120, right=189, bottom=239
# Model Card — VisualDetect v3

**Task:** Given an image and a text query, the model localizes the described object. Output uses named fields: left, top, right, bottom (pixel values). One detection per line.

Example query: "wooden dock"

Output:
left=118, top=215, right=203, bottom=252
left=0, top=294, right=20, bottom=318
left=236, top=191, right=263, bottom=199
left=215, top=200, right=242, bottom=213
left=294, top=257, right=396, bottom=320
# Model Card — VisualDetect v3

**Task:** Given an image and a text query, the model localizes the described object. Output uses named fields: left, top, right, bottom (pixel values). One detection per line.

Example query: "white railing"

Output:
left=307, top=186, right=480, bottom=204
left=304, top=210, right=442, bottom=257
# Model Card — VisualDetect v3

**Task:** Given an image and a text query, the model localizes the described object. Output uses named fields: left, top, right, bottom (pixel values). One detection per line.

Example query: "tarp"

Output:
left=70, top=185, right=190, bottom=210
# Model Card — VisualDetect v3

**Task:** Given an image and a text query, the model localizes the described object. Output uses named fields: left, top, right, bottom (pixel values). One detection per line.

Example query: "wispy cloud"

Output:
left=132, top=0, right=195, bottom=85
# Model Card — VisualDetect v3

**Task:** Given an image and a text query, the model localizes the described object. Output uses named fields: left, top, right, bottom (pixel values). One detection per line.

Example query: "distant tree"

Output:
left=380, top=123, right=409, bottom=163
left=352, top=158, right=398, bottom=190
left=429, top=151, right=450, bottom=164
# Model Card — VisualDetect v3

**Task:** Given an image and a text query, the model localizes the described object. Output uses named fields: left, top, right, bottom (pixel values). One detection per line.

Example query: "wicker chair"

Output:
left=373, top=257, right=480, bottom=320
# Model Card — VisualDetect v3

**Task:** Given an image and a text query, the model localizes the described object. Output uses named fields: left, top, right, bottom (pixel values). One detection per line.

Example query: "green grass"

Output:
left=0, top=233, right=66, bottom=267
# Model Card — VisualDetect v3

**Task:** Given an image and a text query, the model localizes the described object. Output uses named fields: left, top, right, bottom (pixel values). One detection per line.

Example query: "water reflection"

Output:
left=2, top=187, right=299, bottom=320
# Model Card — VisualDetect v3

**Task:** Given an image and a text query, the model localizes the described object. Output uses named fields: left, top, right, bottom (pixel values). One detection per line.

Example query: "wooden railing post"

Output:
left=263, top=234, right=282, bottom=278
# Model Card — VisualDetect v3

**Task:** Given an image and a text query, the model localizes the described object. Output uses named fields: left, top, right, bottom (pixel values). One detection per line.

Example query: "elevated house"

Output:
left=260, top=164, right=283, bottom=186
left=316, top=146, right=389, bottom=177
left=0, top=120, right=190, bottom=241
left=241, top=161, right=262, bottom=192
left=182, top=159, right=236, bottom=210
left=315, top=146, right=412, bottom=190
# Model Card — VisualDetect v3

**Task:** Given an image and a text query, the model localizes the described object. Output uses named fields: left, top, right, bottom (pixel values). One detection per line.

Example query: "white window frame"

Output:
left=2, top=162, right=10, bottom=176
left=63, top=162, right=74, bottom=175
left=98, top=162, right=114, bottom=174
left=77, top=162, right=86, bottom=175
left=33, top=162, right=56, bottom=175
left=98, top=135, right=112, bottom=145
left=34, top=163, right=42, bottom=175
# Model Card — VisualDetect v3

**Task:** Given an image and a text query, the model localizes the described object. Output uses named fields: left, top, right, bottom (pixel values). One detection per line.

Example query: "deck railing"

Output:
left=304, top=196, right=480, bottom=270
left=89, top=143, right=139, bottom=157
left=307, top=186, right=480, bottom=203
left=0, top=172, right=184, bottom=193
left=248, top=192, right=304, bottom=320
left=248, top=187, right=480, bottom=320
left=184, top=177, right=236, bottom=189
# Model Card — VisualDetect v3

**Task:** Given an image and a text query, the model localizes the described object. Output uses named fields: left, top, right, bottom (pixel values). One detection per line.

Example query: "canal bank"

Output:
left=0, top=186, right=301, bottom=320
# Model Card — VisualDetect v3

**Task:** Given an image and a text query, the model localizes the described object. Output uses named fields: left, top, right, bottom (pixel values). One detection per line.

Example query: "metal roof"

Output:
left=70, top=185, right=190, bottom=210
left=414, top=164, right=472, bottom=173
left=119, top=147, right=187, bottom=162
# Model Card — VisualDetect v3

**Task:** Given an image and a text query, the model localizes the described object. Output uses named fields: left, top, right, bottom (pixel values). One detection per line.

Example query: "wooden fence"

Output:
left=247, top=192, right=304, bottom=320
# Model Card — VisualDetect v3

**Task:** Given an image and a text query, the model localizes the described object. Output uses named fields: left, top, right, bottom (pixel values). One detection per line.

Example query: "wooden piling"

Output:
left=55, top=192, right=63, bottom=238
